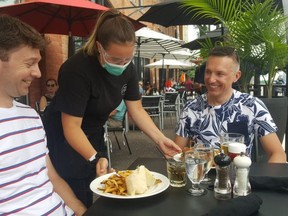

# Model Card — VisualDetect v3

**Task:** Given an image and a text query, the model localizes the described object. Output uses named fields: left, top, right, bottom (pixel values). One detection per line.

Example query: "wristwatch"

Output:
left=88, top=152, right=109, bottom=167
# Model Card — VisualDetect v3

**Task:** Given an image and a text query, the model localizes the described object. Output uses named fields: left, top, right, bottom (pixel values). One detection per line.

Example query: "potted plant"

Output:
left=182, top=0, right=288, bottom=157
left=182, top=0, right=288, bottom=98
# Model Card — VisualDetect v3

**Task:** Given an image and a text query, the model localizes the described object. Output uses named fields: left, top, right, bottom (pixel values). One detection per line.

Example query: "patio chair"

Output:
left=104, top=111, right=132, bottom=166
left=178, top=90, right=187, bottom=109
left=251, top=97, right=288, bottom=162
left=35, top=101, right=40, bottom=113
left=163, top=92, right=181, bottom=126
left=35, top=101, right=44, bottom=117
left=141, top=95, right=163, bottom=130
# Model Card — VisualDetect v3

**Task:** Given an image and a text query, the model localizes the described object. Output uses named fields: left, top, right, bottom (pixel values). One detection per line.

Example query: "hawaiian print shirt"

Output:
left=176, top=90, right=277, bottom=156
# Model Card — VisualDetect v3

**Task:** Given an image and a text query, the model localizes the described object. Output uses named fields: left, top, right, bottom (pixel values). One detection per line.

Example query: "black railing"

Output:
left=248, top=84, right=286, bottom=98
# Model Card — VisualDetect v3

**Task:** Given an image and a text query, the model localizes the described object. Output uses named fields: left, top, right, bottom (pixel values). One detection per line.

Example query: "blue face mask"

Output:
left=103, top=60, right=131, bottom=76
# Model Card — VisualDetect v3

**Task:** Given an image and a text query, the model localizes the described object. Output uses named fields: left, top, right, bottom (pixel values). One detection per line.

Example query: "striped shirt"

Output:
left=0, top=101, right=74, bottom=215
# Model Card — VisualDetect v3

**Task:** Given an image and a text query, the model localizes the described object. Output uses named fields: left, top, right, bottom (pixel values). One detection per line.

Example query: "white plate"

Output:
left=90, top=171, right=169, bottom=199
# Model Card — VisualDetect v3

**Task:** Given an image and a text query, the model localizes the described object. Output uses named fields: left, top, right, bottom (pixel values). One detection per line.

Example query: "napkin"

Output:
left=202, top=193, right=263, bottom=216
left=249, top=176, right=288, bottom=192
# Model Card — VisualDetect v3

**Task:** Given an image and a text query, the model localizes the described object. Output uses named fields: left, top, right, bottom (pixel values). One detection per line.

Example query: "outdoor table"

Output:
left=84, top=157, right=288, bottom=216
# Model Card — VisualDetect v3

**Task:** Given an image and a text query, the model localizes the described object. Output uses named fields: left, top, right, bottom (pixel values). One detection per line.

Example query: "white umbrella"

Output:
left=135, top=27, right=191, bottom=60
left=145, top=59, right=194, bottom=90
left=136, top=27, right=180, bottom=42
left=139, top=49, right=194, bottom=60
left=135, top=27, right=193, bottom=80
left=135, top=27, right=194, bottom=88
left=145, top=59, right=194, bottom=69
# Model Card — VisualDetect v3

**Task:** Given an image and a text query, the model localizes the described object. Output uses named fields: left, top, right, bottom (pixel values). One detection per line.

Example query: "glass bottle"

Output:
left=214, top=153, right=232, bottom=200
left=233, top=152, right=252, bottom=198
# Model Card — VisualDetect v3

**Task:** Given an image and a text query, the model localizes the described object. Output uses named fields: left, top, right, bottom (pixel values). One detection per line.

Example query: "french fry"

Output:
left=97, top=169, right=162, bottom=196
left=98, top=170, right=132, bottom=195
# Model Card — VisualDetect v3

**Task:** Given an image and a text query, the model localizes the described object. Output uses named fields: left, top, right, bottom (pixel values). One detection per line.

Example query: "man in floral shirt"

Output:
left=175, top=46, right=286, bottom=163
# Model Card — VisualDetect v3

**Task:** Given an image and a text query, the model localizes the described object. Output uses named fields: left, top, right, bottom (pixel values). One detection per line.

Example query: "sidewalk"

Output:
left=108, top=116, right=178, bottom=171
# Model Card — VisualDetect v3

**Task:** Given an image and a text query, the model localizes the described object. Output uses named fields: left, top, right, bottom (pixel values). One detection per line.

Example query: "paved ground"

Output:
left=108, top=116, right=178, bottom=171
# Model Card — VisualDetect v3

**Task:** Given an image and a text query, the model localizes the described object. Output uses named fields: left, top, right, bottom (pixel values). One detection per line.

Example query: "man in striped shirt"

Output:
left=0, top=15, right=86, bottom=215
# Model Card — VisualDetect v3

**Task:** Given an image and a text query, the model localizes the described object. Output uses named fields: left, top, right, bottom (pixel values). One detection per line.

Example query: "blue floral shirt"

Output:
left=176, top=90, right=277, bottom=156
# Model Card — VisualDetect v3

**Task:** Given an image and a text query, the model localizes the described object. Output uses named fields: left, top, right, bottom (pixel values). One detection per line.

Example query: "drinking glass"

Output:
left=228, top=142, right=247, bottom=161
left=220, top=133, right=244, bottom=154
left=195, top=143, right=214, bottom=184
left=166, top=159, right=187, bottom=187
left=220, top=132, right=245, bottom=184
left=184, top=149, right=207, bottom=196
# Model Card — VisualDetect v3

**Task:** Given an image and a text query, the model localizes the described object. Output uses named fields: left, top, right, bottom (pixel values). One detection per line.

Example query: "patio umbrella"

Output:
left=135, top=27, right=191, bottom=82
left=145, top=59, right=194, bottom=69
left=138, top=0, right=219, bottom=27
left=182, top=27, right=228, bottom=51
left=138, top=0, right=283, bottom=27
left=139, top=49, right=194, bottom=60
left=0, top=0, right=144, bottom=56
left=145, top=59, right=194, bottom=89
left=135, top=27, right=185, bottom=59
left=0, top=0, right=108, bottom=37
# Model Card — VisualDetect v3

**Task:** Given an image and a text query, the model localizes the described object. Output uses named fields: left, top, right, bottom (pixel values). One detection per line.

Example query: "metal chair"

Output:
left=35, top=101, right=40, bottom=113
left=163, top=92, right=181, bottom=126
left=141, top=95, right=163, bottom=130
left=178, top=90, right=187, bottom=109
left=104, top=112, right=132, bottom=160
left=35, top=101, right=44, bottom=117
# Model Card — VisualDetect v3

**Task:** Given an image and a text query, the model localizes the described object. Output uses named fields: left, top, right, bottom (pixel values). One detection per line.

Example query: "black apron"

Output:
left=42, top=101, right=106, bottom=179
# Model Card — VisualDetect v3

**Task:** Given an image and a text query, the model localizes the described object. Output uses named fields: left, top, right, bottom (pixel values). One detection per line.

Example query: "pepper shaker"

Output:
left=214, top=153, right=232, bottom=200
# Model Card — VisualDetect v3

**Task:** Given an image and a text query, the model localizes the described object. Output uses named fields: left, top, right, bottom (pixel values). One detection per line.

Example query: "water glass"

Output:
left=195, top=143, right=214, bottom=184
left=184, top=149, right=207, bottom=196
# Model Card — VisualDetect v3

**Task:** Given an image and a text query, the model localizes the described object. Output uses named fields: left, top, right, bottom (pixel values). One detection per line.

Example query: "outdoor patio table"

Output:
left=84, top=157, right=288, bottom=216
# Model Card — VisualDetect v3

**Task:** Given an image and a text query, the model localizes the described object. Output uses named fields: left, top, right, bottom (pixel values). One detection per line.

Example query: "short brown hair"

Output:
left=209, top=46, right=240, bottom=66
left=0, top=14, right=46, bottom=61
left=82, top=9, right=136, bottom=56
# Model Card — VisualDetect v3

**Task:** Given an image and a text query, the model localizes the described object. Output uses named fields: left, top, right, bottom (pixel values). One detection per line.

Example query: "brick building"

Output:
left=26, top=0, right=180, bottom=109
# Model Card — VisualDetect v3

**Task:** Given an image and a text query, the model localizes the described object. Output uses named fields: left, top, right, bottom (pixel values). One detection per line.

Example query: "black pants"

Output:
left=43, top=104, right=106, bottom=208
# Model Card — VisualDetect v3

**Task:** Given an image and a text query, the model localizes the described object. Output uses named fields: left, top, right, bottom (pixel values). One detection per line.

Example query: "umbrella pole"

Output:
left=166, top=65, right=170, bottom=88
left=137, top=37, right=142, bottom=82
left=161, top=54, right=165, bottom=90
left=68, top=35, right=74, bottom=58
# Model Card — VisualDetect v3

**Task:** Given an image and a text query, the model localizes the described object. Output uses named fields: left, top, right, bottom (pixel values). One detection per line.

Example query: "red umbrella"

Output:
left=0, top=0, right=144, bottom=56
left=0, top=0, right=144, bottom=37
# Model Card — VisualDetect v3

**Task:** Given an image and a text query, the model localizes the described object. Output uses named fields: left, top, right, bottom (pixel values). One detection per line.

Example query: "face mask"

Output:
left=103, top=60, right=131, bottom=76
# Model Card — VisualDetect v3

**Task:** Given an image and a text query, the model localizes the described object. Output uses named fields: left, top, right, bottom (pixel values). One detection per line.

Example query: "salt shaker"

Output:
left=233, top=152, right=252, bottom=197
left=214, top=153, right=232, bottom=200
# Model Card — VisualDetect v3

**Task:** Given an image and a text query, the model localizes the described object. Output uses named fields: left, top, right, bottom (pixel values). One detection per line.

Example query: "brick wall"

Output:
left=29, top=34, right=68, bottom=109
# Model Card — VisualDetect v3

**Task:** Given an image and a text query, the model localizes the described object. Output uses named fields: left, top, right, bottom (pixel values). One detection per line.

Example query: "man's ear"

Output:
left=234, top=70, right=241, bottom=82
